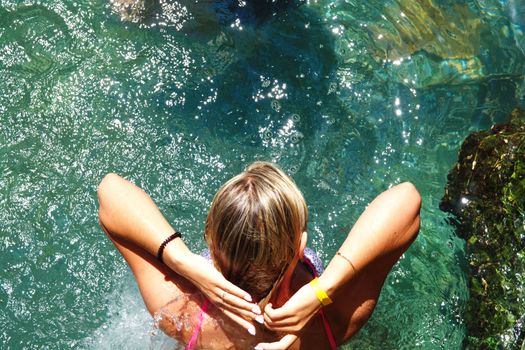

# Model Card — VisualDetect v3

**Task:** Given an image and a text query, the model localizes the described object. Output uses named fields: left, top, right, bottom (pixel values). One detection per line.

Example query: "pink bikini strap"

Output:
left=302, top=257, right=338, bottom=350
left=318, top=308, right=338, bottom=350
left=185, top=298, right=209, bottom=350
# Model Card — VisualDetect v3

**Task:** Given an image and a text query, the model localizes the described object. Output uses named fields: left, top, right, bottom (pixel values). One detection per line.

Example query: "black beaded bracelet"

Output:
left=157, top=231, right=182, bottom=263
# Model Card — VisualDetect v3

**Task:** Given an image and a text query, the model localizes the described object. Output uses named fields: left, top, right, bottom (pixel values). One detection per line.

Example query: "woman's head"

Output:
left=205, top=162, right=307, bottom=303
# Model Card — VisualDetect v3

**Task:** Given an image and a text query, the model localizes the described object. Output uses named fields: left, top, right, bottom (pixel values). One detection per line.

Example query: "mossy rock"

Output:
left=440, top=108, right=525, bottom=349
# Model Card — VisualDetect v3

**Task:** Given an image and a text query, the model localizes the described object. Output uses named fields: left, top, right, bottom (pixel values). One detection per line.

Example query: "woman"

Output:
left=98, top=162, right=421, bottom=349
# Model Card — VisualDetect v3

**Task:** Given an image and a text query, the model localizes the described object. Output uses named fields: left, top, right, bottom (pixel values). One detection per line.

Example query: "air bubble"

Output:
left=291, top=114, right=300, bottom=122
left=328, top=82, right=338, bottom=94
left=271, top=100, right=281, bottom=112
left=262, top=79, right=271, bottom=88
left=291, top=132, right=303, bottom=144
left=271, top=150, right=282, bottom=159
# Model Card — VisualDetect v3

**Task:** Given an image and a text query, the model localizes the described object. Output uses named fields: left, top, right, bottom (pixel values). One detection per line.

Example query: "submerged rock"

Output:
left=440, top=108, right=525, bottom=349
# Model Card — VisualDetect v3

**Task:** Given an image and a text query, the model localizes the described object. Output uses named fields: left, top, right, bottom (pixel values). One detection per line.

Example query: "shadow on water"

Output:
left=110, top=0, right=379, bottom=204
left=111, top=0, right=299, bottom=30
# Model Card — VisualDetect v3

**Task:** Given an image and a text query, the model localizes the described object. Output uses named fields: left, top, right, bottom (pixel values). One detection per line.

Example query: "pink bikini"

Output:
left=185, top=254, right=337, bottom=350
left=185, top=298, right=210, bottom=350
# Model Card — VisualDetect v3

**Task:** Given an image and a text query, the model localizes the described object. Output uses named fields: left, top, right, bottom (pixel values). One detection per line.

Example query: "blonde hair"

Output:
left=205, top=162, right=307, bottom=306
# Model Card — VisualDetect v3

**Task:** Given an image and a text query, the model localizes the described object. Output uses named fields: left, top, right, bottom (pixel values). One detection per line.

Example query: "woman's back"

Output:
left=156, top=260, right=342, bottom=349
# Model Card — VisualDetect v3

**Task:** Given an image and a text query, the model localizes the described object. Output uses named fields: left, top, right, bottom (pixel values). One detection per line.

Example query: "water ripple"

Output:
left=0, top=0, right=524, bottom=348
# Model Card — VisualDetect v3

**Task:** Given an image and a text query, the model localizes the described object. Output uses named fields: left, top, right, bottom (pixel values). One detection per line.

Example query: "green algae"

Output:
left=441, top=109, right=525, bottom=349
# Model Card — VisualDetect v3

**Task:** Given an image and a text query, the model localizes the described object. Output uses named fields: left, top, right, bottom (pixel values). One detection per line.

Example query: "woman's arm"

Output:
left=321, top=181, right=421, bottom=294
left=262, top=182, right=421, bottom=336
left=98, top=173, right=261, bottom=331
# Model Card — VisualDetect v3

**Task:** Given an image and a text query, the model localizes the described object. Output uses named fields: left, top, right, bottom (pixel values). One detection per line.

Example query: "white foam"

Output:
left=82, top=275, right=177, bottom=350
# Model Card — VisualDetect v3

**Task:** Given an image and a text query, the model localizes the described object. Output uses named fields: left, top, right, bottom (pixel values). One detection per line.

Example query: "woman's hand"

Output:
left=177, top=253, right=263, bottom=334
left=263, top=282, right=322, bottom=333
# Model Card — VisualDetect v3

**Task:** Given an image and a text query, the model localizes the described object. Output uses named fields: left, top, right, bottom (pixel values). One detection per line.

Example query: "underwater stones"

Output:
left=440, top=108, right=525, bottom=349
left=109, top=0, right=145, bottom=23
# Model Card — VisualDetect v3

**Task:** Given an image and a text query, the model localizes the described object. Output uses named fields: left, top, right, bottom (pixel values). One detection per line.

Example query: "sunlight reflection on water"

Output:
left=0, top=0, right=524, bottom=348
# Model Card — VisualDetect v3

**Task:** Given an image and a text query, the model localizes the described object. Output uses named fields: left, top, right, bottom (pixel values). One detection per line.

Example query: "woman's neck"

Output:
left=271, top=259, right=312, bottom=308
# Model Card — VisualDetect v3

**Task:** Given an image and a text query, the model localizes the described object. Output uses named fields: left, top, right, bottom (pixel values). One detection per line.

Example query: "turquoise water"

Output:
left=0, top=0, right=524, bottom=348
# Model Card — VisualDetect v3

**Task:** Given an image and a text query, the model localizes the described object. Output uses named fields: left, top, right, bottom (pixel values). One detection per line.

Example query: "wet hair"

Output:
left=204, top=162, right=307, bottom=306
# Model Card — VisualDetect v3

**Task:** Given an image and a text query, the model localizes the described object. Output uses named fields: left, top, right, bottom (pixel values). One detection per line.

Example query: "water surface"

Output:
left=0, top=0, right=524, bottom=348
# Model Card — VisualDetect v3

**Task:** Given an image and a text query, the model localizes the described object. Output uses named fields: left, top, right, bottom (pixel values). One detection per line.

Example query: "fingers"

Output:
left=184, top=254, right=266, bottom=332
left=193, top=258, right=260, bottom=315
left=219, top=296, right=262, bottom=324
left=263, top=304, right=306, bottom=333
left=263, top=303, right=287, bottom=321
left=211, top=284, right=261, bottom=319
left=222, top=282, right=253, bottom=302
left=264, top=322, right=302, bottom=333
left=262, top=284, right=322, bottom=332
left=218, top=287, right=261, bottom=315
left=254, top=334, right=299, bottom=350
left=221, top=309, right=257, bottom=336
left=211, top=286, right=264, bottom=328
left=203, top=265, right=259, bottom=314
left=263, top=303, right=296, bottom=326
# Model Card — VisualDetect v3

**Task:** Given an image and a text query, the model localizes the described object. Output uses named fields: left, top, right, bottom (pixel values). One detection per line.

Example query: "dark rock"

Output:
left=440, top=108, right=525, bottom=349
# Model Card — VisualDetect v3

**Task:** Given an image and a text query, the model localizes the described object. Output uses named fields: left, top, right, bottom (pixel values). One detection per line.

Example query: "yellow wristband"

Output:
left=309, top=278, right=333, bottom=306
